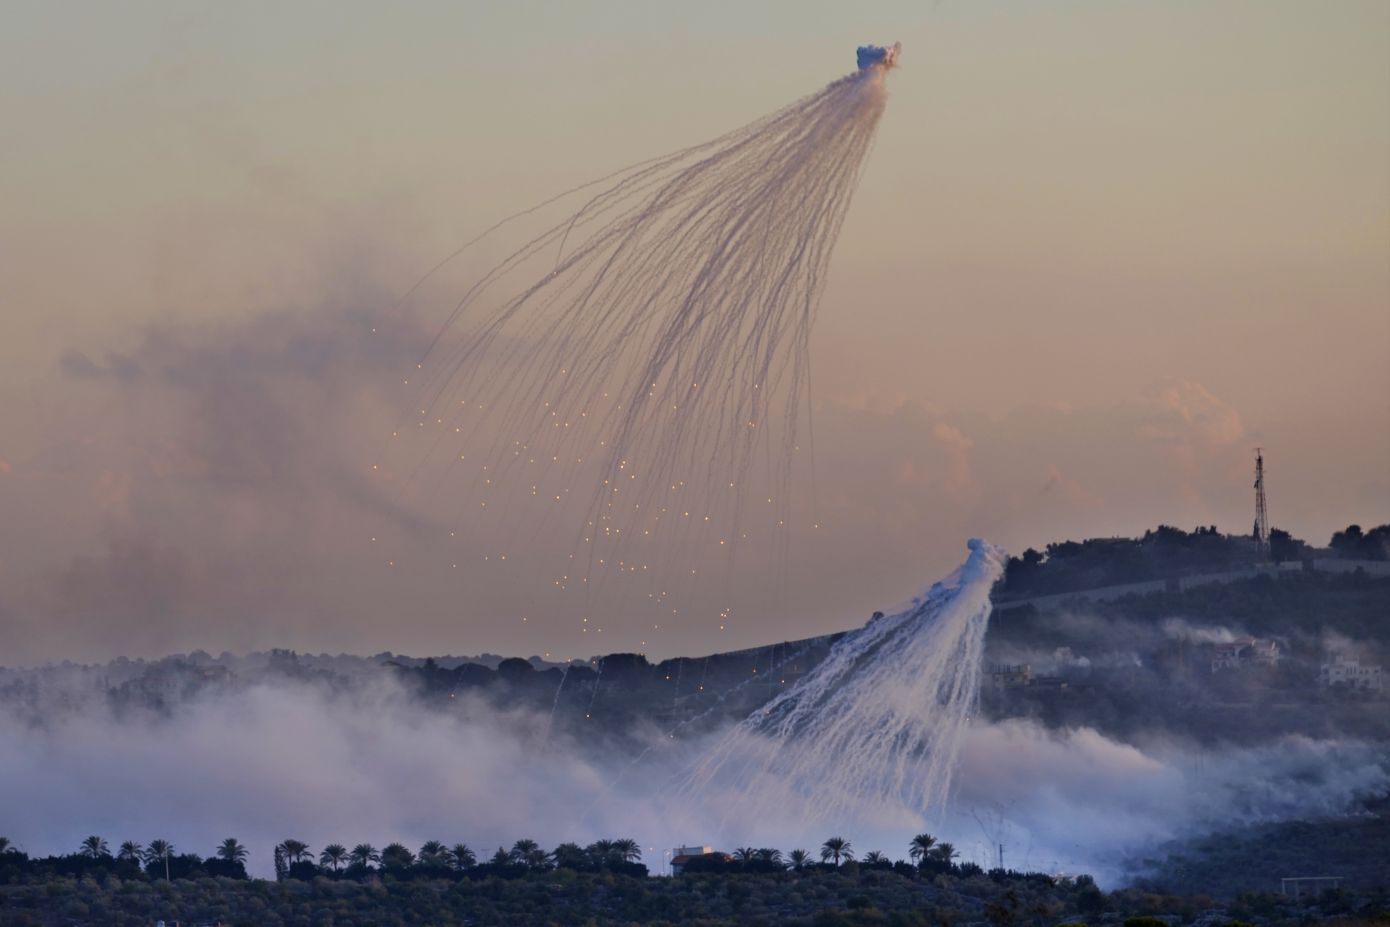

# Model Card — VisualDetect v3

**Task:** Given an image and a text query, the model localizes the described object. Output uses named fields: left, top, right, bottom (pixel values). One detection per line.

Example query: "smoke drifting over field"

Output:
left=954, top=722, right=1390, bottom=877
left=2, top=662, right=1385, bottom=884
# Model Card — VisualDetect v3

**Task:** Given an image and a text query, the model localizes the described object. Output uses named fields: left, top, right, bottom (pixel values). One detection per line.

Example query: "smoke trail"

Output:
left=387, top=46, right=900, bottom=637
left=674, top=539, right=1005, bottom=830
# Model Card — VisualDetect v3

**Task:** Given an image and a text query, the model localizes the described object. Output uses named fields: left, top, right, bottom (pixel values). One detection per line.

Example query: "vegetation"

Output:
left=1129, top=796, right=1390, bottom=896
left=982, top=566, right=1390, bottom=746
left=1002, top=525, right=1247, bottom=597
left=1, top=830, right=1384, bottom=926
left=998, top=522, right=1389, bottom=599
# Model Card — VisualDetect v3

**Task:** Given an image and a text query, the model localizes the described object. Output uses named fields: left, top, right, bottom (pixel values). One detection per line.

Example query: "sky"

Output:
left=1, top=1, right=1387, bottom=665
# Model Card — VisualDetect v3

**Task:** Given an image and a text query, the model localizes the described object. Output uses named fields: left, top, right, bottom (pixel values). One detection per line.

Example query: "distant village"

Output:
left=986, top=640, right=1382, bottom=694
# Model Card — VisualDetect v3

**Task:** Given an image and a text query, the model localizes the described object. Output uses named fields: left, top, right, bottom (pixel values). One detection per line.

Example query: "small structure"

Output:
left=670, top=845, right=715, bottom=875
left=986, top=664, right=1032, bottom=688
left=1280, top=875, right=1342, bottom=898
left=1210, top=637, right=1280, bottom=672
left=1319, top=659, right=1383, bottom=692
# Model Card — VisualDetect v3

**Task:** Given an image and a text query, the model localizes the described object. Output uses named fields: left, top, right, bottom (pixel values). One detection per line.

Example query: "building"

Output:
left=1210, top=637, right=1281, bottom=672
left=1319, top=659, right=1383, bottom=692
left=670, top=846, right=716, bottom=875
left=986, top=664, right=1032, bottom=688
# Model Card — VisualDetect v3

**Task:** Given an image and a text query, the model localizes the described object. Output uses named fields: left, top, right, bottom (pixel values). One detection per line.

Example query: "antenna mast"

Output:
left=1253, top=448, right=1270, bottom=559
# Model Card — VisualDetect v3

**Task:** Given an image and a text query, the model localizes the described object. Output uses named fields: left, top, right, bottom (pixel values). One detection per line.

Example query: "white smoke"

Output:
left=1, top=542, right=1383, bottom=886
left=675, top=540, right=1003, bottom=832
left=951, top=720, right=1390, bottom=881
left=0, top=678, right=660, bottom=876
left=1161, top=617, right=1241, bottom=644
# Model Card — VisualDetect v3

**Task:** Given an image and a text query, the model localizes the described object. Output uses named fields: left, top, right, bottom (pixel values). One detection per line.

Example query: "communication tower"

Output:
left=1253, top=448, right=1270, bottom=559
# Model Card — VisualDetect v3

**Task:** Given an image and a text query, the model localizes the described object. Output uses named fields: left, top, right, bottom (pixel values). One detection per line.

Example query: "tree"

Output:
left=863, top=850, right=887, bottom=865
left=932, top=842, right=958, bottom=864
left=611, top=838, right=642, bottom=863
left=116, top=840, right=143, bottom=862
left=1330, top=523, right=1390, bottom=560
left=449, top=843, right=477, bottom=870
left=756, top=848, right=783, bottom=867
left=1330, top=524, right=1364, bottom=553
left=79, top=836, right=110, bottom=859
left=349, top=844, right=380, bottom=868
left=908, top=833, right=936, bottom=863
left=788, top=849, right=810, bottom=870
left=820, top=836, right=853, bottom=866
left=278, top=839, right=311, bottom=865
left=550, top=842, right=588, bottom=870
left=144, top=839, right=173, bottom=880
left=319, top=844, right=348, bottom=872
left=418, top=840, right=449, bottom=867
left=380, top=843, right=415, bottom=869
left=0, top=837, right=12, bottom=855
left=586, top=839, right=615, bottom=867
left=1268, top=528, right=1306, bottom=563
left=143, top=839, right=173, bottom=865
left=216, top=838, right=248, bottom=865
left=510, top=838, right=548, bottom=870
left=733, top=847, right=758, bottom=862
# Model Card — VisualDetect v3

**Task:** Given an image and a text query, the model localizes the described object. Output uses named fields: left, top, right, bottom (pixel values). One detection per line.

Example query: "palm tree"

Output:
left=0, top=837, right=12, bottom=855
left=117, top=841, right=142, bottom=863
left=79, top=836, right=110, bottom=859
left=788, top=849, right=810, bottom=871
left=819, top=836, right=852, bottom=867
left=380, top=843, right=415, bottom=869
left=863, top=850, right=888, bottom=866
left=418, top=840, right=449, bottom=866
left=931, top=842, right=959, bottom=864
left=144, top=839, right=173, bottom=880
left=756, top=848, right=784, bottom=867
left=550, top=842, right=588, bottom=870
left=611, top=838, right=642, bottom=863
left=319, top=844, right=348, bottom=871
left=586, top=839, right=614, bottom=864
left=449, top=843, right=476, bottom=871
left=349, top=844, right=380, bottom=868
left=908, top=833, right=937, bottom=864
left=216, top=838, right=248, bottom=865
left=489, top=846, right=510, bottom=866
left=733, top=847, right=757, bottom=862
left=509, top=838, right=548, bottom=870
left=278, top=839, right=311, bottom=865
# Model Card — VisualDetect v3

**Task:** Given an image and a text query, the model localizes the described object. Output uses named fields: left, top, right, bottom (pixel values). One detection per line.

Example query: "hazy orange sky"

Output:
left=2, top=1, right=1387, bottom=664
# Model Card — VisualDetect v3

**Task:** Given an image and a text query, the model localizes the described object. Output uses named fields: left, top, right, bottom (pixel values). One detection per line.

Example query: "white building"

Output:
left=1319, top=659, right=1383, bottom=692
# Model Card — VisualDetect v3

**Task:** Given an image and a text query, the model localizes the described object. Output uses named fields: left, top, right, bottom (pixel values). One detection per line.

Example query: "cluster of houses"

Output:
left=984, top=635, right=1382, bottom=695
left=1207, top=636, right=1383, bottom=692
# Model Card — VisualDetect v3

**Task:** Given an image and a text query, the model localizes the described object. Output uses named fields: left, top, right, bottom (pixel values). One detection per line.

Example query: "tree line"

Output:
left=1, top=831, right=975, bottom=883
